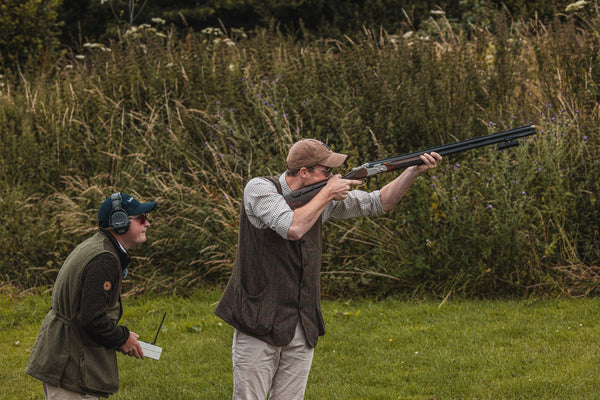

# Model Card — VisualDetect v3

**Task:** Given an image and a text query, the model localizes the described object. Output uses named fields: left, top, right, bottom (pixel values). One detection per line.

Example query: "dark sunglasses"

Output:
left=129, top=214, right=148, bottom=224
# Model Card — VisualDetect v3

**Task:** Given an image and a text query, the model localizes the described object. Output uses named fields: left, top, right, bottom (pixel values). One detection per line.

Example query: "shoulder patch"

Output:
left=103, top=281, right=112, bottom=291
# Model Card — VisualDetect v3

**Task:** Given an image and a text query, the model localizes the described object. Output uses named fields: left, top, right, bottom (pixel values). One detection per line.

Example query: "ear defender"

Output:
left=109, top=192, right=129, bottom=234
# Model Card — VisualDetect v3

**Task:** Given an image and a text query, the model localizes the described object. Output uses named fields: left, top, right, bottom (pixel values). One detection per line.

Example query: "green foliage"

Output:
left=55, top=0, right=577, bottom=46
left=0, top=189, right=64, bottom=288
left=3, top=0, right=580, bottom=73
left=0, top=0, right=63, bottom=70
left=1, top=4, right=599, bottom=297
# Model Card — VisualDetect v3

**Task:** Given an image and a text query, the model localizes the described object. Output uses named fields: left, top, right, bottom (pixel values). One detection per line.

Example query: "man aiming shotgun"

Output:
left=214, top=136, right=442, bottom=400
left=214, top=125, right=535, bottom=400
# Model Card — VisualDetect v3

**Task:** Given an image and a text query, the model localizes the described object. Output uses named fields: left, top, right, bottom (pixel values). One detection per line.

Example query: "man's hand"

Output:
left=286, top=174, right=361, bottom=240
left=324, top=174, right=362, bottom=201
left=118, top=331, right=145, bottom=359
left=415, top=152, right=442, bottom=172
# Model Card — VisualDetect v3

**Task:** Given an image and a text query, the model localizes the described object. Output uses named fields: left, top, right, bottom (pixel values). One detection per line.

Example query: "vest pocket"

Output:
left=233, top=283, right=277, bottom=336
left=25, top=314, right=69, bottom=385
left=80, top=345, right=119, bottom=394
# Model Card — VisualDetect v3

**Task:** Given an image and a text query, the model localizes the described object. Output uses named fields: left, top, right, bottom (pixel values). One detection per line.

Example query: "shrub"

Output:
left=0, top=0, right=62, bottom=71
left=0, top=5, right=599, bottom=298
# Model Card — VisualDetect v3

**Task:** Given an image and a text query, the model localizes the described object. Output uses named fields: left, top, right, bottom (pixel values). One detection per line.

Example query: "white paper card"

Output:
left=139, top=341, right=163, bottom=360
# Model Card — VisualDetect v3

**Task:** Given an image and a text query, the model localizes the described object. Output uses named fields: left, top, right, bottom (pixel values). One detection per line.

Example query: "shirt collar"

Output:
left=280, top=172, right=292, bottom=195
left=115, top=239, right=127, bottom=253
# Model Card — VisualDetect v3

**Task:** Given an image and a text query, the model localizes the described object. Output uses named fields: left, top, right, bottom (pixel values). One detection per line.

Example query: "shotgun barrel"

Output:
left=284, top=125, right=537, bottom=209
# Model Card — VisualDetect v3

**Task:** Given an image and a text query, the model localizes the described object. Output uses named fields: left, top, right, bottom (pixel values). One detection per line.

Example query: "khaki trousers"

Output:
left=232, top=322, right=315, bottom=400
left=43, top=383, right=99, bottom=400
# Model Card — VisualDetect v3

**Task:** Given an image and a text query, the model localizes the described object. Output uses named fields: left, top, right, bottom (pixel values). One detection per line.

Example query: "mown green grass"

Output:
left=3, top=292, right=600, bottom=399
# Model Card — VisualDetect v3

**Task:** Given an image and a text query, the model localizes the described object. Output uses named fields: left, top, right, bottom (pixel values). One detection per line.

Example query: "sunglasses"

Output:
left=129, top=214, right=148, bottom=224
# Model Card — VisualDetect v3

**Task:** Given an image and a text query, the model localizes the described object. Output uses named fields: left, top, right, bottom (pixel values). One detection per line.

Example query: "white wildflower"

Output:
left=231, top=28, right=248, bottom=39
left=566, top=1, right=588, bottom=12
left=125, top=26, right=138, bottom=36
left=83, top=42, right=107, bottom=50
left=202, top=27, right=223, bottom=36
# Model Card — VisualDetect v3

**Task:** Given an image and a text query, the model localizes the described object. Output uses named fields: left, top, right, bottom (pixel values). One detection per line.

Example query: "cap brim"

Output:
left=133, top=201, right=157, bottom=215
left=320, top=152, right=347, bottom=168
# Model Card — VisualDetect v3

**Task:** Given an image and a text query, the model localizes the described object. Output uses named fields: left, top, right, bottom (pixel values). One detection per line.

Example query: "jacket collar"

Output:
left=98, top=228, right=130, bottom=269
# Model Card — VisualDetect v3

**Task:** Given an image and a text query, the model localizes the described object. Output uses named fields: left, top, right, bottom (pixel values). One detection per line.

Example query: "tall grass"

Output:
left=0, top=7, right=599, bottom=297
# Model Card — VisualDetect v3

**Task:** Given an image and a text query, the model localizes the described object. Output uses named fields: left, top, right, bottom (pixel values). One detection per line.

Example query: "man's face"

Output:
left=122, top=213, right=150, bottom=249
left=305, top=165, right=333, bottom=184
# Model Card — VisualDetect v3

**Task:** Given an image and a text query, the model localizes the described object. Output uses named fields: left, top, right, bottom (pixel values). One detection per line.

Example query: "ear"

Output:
left=300, top=167, right=309, bottom=177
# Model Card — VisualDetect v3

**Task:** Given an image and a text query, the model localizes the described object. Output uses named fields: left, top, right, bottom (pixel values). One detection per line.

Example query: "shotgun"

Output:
left=284, top=125, right=537, bottom=209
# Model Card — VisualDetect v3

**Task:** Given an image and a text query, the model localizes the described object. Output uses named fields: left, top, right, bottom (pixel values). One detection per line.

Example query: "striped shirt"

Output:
left=244, top=173, right=385, bottom=239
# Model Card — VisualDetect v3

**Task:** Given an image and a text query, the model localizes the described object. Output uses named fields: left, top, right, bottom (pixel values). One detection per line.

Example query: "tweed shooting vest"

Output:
left=25, top=231, right=124, bottom=397
left=214, top=176, right=325, bottom=347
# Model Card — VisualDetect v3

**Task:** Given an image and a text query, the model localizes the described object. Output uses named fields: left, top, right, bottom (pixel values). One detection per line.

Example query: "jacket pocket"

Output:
left=80, top=345, right=119, bottom=394
left=25, top=314, right=69, bottom=385
left=232, top=283, right=277, bottom=336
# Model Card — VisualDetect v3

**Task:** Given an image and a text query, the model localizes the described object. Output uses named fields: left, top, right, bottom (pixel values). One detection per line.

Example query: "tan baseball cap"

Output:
left=286, top=139, right=348, bottom=170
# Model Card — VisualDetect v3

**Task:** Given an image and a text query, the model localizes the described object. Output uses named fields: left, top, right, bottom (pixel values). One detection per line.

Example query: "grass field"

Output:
left=2, top=290, right=599, bottom=399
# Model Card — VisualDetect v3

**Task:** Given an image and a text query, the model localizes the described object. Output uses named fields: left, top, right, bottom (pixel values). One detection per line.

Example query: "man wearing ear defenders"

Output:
left=26, top=192, right=156, bottom=399
left=215, top=139, right=442, bottom=400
